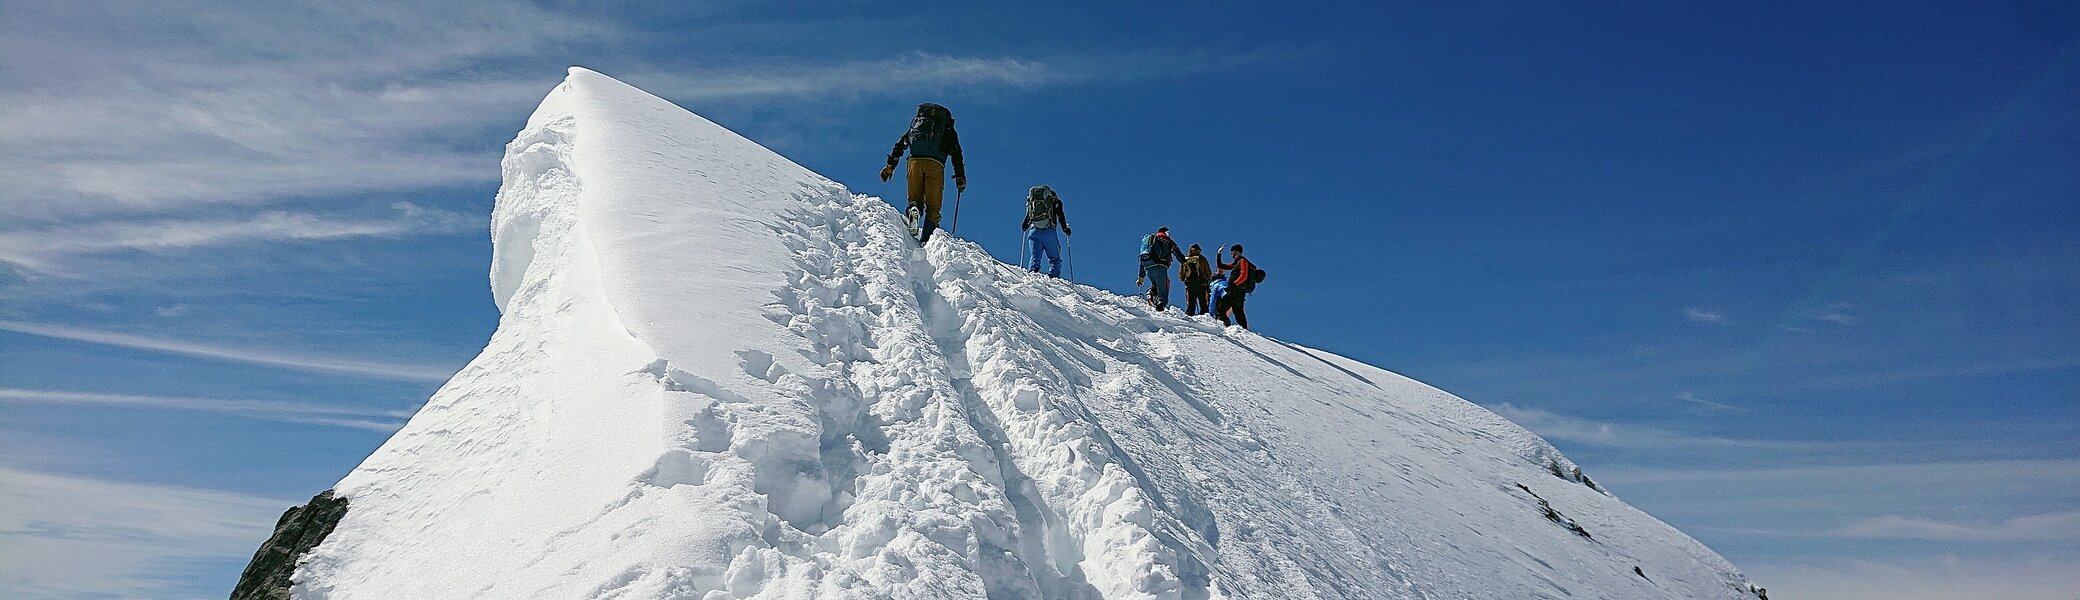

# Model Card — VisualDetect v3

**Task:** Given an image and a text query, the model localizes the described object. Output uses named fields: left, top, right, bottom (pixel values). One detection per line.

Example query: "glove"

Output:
left=954, top=175, right=967, bottom=192
left=1062, top=225, right=1072, bottom=236
left=1136, top=274, right=1146, bottom=287
left=879, top=164, right=895, bottom=182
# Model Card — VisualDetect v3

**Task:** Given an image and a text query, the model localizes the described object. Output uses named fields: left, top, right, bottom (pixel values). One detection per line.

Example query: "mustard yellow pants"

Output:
left=905, top=157, right=945, bottom=223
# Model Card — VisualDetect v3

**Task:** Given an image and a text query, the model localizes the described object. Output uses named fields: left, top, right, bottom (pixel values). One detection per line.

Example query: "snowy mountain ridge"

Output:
left=276, top=67, right=1761, bottom=599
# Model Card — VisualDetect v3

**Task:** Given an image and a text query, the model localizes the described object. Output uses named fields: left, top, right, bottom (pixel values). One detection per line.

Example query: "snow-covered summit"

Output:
left=284, top=67, right=1762, bottom=599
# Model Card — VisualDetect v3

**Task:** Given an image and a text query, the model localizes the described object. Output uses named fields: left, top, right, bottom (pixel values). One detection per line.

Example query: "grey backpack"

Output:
left=1024, top=186, right=1060, bottom=229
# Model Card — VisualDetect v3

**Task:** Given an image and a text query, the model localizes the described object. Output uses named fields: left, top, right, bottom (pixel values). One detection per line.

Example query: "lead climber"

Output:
left=880, top=102, right=967, bottom=245
left=1021, top=185, right=1071, bottom=277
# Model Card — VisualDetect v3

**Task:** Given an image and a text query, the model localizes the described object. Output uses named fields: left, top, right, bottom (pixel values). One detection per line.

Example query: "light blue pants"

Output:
left=1141, top=262, right=1172, bottom=309
left=1026, top=227, right=1062, bottom=277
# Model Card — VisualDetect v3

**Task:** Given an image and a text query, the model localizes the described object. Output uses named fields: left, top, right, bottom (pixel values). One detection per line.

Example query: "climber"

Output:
left=1215, top=243, right=1258, bottom=329
left=1021, top=185, right=1070, bottom=277
left=1179, top=243, right=1213, bottom=316
left=880, top=102, right=966, bottom=245
left=1136, top=227, right=1189, bottom=311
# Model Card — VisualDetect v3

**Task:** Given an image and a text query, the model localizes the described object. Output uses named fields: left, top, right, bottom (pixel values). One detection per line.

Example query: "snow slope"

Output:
left=295, top=67, right=1762, bottom=599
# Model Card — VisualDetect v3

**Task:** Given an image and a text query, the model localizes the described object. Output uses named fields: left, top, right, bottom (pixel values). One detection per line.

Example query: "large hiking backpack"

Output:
left=1138, top=234, right=1173, bottom=264
left=1025, top=186, right=1059, bottom=229
left=1179, top=256, right=1210, bottom=283
left=1234, top=261, right=1267, bottom=293
left=906, top=103, right=953, bottom=159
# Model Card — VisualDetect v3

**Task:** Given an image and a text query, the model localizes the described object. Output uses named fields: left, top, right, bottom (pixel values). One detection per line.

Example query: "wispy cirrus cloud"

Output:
left=1598, top=458, right=2080, bottom=599
left=0, top=0, right=614, bottom=222
left=1, top=1, right=1274, bottom=225
left=0, top=202, right=479, bottom=275
left=0, top=467, right=290, bottom=599
left=637, top=45, right=1292, bottom=102
left=1834, top=511, right=2080, bottom=541
left=1785, top=354, right=2080, bottom=392
left=1745, top=556, right=2080, bottom=600
left=1601, top=458, right=2080, bottom=488
left=0, top=320, right=458, bottom=382
left=1675, top=391, right=1742, bottom=412
left=0, top=388, right=412, bottom=432
left=1811, top=302, right=1862, bottom=326
left=1683, top=307, right=1730, bottom=324
left=1780, top=301, right=1863, bottom=331
left=1598, top=459, right=2080, bottom=538
left=643, top=53, right=1063, bottom=100
left=1490, top=403, right=1801, bottom=450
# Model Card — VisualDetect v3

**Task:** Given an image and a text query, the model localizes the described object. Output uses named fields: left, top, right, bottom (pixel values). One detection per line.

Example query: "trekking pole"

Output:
left=1065, top=233, right=1074, bottom=281
left=1019, top=227, right=1028, bottom=272
left=951, top=188, right=963, bottom=236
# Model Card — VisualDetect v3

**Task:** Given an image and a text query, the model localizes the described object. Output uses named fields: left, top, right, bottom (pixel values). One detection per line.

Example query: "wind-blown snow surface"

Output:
left=296, top=68, right=1760, bottom=600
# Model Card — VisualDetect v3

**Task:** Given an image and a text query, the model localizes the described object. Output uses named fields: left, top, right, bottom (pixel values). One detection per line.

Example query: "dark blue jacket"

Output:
left=886, top=108, right=966, bottom=179
left=1140, top=233, right=1187, bottom=267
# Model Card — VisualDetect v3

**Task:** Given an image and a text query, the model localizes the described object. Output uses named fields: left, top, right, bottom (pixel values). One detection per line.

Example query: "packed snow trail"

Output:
left=290, top=67, right=1763, bottom=599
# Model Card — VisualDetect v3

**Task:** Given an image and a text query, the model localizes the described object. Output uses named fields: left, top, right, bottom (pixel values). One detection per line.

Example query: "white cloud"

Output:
left=1787, top=355, right=2080, bottom=391
left=1490, top=403, right=1798, bottom=450
left=1834, top=512, right=2080, bottom=541
left=0, top=468, right=293, bottom=599
left=0, top=0, right=1285, bottom=288
left=0, top=320, right=458, bottom=382
left=1675, top=391, right=1742, bottom=412
left=0, top=388, right=411, bottom=432
left=1791, top=301, right=1862, bottom=327
left=643, top=53, right=1063, bottom=100
left=1603, top=458, right=2080, bottom=489
left=0, top=202, right=480, bottom=275
left=635, top=43, right=1297, bottom=102
left=1745, top=556, right=2080, bottom=600
left=0, top=1, right=612, bottom=222
left=1683, top=307, right=1729, bottom=324
left=0, top=2, right=1259, bottom=225
left=1815, top=310, right=1862, bottom=326
left=1597, top=459, right=2080, bottom=547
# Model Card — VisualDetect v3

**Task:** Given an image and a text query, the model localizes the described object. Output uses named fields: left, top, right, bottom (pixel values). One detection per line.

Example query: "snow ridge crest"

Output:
left=297, top=67, right=1761, bottom=600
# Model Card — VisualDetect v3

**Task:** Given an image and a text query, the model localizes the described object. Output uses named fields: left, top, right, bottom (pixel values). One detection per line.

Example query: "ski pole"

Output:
left=1065, top=233, right=1074, bottom=281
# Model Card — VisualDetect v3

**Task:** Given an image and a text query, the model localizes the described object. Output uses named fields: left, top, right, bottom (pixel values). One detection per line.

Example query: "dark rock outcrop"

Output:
left=229, top=490, right=348, bottom=600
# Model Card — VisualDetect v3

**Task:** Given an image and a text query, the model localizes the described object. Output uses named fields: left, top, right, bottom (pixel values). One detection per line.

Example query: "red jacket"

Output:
left=1219, top=255, right=1253, bottom=286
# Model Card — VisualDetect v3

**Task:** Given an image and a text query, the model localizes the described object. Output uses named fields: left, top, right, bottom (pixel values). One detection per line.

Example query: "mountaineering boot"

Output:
left=906, top=203, right=922, bottom=241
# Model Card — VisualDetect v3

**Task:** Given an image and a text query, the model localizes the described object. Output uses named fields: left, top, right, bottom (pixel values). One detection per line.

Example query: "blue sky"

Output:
left=2, top=1, right=2075, bottom=598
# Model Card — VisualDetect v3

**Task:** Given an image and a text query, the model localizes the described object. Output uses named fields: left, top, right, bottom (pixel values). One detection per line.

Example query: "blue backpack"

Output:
left=1138, top=234, right=1175, bottom=264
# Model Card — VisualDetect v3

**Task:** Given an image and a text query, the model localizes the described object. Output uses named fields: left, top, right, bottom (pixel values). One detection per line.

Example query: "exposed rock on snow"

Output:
left=267, top=67, right=1762, bottom=599
left=230, top=491, right=347, bottom=600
